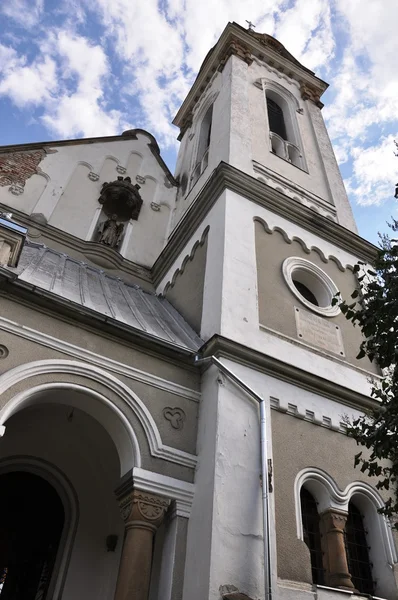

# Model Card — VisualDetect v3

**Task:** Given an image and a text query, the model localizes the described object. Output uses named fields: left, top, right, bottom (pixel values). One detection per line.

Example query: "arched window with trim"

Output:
left=345, top=501, right=374, bottom=595
left=267, top=97, right=287, bottom=141
left=300, top=487, right=325, bottom=584
left=191, top=105, right=213, bottom=185
left=262, top=82, right=305, bottom=169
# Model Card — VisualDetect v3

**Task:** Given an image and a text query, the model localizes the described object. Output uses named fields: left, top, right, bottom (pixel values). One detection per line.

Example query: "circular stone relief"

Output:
left=0, top=345, right=9, bottom=359
left=282, top=257, right=340, bottom=317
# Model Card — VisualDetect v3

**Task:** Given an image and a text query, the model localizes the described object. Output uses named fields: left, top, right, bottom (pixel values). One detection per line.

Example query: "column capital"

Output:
left=320, top=508, right=349, bottom=531
left=118, top=489, right=170, bottom=531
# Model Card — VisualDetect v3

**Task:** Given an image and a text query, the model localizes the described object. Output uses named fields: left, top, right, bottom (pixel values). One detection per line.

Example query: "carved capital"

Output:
left=300, top=83, right=324, bottom=109
left=321, top=508, right=348, bottom=533
left=218, top=40, right=253, bottom=72
left=118, top=490, right=170, bottom=531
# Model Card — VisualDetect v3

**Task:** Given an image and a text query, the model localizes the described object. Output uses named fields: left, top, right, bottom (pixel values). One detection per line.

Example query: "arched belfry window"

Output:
left=262, top=82, right=305, bottom=169
left=345, top=501, right=374, bottom=595
left=267, top=98, right=287, bottom=141
left=300, top=487, right=325, bottom=584
left=192, top=105, right=213, bottom=185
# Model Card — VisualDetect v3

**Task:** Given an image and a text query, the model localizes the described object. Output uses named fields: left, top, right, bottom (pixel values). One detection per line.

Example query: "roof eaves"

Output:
left=0, top=268, right=200, bottom=361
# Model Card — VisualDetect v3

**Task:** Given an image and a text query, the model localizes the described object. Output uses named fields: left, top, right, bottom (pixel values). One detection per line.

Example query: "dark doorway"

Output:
left=0, top=471, right=65, bottom=600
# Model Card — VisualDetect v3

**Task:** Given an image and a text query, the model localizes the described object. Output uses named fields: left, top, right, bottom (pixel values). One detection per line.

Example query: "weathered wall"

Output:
left=272, top=409, right=397, bottom=596
left=0, top=133, right=176, bottom=268
left=0, top=295, right=200, bottom=482
left=173, top=53, right=356, bottom=232
left=254, top=220, right=378, bottom=373
left=165, top=235, right=207, bottom=334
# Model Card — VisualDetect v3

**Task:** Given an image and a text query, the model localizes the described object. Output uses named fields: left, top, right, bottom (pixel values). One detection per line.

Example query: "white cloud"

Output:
left=1, top=0, right=44, bottom=29
left=275, top=0, right=334, bottom=71
left=0, top=0, right=397, bottom=216
left=92, top=0, right=287, bottom=145
left=345, top=135, right=398, bottom=206
left=43, top=31, right=123, bottom=137
left=0, top=54, right=57, bottom=107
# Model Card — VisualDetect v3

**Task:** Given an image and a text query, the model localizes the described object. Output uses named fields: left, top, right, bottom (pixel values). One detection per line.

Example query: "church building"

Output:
left=0, top=21, right=397, bottom=600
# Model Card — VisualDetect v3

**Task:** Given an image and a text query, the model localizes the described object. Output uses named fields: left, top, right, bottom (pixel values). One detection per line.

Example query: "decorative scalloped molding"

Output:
left=162, top=226, right=210, bottom=296
left=254, top=217, right=353, bottom=272
left=252, top=56, right=301, bottom=89
left=253, top=161, right=337, bottom=221
left=0, top=359, right=198, bottom=470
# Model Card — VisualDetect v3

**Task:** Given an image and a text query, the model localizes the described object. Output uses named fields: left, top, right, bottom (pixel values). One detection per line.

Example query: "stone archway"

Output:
left=0, top=471, right=64, bottom=599
left=0, top=456, right=78, bottom=600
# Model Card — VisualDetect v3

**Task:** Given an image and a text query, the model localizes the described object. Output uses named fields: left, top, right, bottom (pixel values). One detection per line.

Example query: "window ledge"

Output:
left=270, top=149, right=309, bottom=174
left=316, top=585, right=387, bottom=600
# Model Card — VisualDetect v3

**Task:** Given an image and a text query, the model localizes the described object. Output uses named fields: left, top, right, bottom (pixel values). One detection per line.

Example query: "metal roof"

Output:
left=6, top=241, right=202, bottom=351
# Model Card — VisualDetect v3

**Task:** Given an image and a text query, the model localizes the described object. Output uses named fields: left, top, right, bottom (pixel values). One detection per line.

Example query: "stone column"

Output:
left=320, top=508, right=355, bottom=590
left=114, top=489, right=170, bottom=600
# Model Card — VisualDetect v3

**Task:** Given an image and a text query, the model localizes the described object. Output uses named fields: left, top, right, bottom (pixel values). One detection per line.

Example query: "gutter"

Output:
left=194, top=354, right=272, bottom=600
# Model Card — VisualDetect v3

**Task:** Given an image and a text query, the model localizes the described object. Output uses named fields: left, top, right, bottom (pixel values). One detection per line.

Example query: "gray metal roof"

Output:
left=6, top=241, right=202, bottom=351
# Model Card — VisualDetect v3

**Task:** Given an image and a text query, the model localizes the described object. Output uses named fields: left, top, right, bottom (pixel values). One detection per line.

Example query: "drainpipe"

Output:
left=194, top=355, right=272, bottom=600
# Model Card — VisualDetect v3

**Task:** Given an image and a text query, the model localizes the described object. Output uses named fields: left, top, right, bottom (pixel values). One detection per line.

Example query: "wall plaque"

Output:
left=294, top=306, right=345, bottom=357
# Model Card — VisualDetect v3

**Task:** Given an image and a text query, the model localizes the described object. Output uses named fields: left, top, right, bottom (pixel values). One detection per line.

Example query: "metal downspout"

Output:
left=194, top=355, right=272, bottom=600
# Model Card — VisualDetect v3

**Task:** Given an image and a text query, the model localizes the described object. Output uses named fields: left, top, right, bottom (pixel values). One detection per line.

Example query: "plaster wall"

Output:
left=272, top=410, right=397, bottom=597
left=173, top=54, right=355, bottom=232
left=215, top=189, right=375, bottom=395
left=0, top=295, right=200, bottom=390
left=157, top=193, right=226, bottom=340
left=183, top=363, right=264, bottom=600
left=0, top=299, right=201, bottom=482
left=165, top=235, right=207, bottom=333
left=172, top=68, right=226, bottom=228
left=254, top=220, right=378, bottom=373
left=0, top=134, right=176, bottom=267
left=191, top=359, right=397, bottom=600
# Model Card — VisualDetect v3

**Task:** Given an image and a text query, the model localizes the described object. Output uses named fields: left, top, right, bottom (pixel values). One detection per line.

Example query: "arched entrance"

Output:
left=0, top=471, right=64, bottom=599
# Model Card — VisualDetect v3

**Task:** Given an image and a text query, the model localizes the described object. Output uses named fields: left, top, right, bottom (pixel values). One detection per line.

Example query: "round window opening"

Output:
left=282, top=257, right=340, bottom=317
left=292, top=280, right=319, bottom=306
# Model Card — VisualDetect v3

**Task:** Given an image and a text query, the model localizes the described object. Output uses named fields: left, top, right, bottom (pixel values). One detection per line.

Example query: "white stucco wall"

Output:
left=173, top=54, right=355, bottom=233
left=0, top=133, right=176, bottom=267
left=210, top=190, right=372, bottom=396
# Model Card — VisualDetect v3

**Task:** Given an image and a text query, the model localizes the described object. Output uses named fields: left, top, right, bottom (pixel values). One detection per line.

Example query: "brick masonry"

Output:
left=0, top=149, right=46, bottom=187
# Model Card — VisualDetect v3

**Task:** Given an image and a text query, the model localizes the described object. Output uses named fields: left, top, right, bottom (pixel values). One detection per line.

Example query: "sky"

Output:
left=0, top=0, right=397, bottom=244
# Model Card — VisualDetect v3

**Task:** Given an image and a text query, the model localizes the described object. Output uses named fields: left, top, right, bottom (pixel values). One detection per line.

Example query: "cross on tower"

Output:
left=245, top=20, right=256, bottom=31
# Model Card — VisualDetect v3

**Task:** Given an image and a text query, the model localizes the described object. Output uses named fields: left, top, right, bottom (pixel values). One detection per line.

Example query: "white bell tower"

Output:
left=158, top=22, right=396, bottom=600
left=172, top=22, right=357, bottom=234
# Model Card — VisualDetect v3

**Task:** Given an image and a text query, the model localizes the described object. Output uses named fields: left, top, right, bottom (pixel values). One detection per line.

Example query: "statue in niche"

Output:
left=96, top=176, right=143, bottom=249
left=98, top=176, right=142, bottom=220
left=98, top=214, right=124, bottom=248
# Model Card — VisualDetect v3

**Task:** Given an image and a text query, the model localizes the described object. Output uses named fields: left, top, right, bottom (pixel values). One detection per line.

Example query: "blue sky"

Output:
left=0, top=0, right=397, bottom=244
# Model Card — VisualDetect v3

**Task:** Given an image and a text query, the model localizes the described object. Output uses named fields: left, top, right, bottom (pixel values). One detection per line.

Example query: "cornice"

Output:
left=197, top=334, right=376, bottom=413
left=0, top=129, right=178, bottom=187
left=152, top=162, right=377, bottom=286
left=173, top=22, right=328, bottom=129
left=0, top=204, right=153, bottom=287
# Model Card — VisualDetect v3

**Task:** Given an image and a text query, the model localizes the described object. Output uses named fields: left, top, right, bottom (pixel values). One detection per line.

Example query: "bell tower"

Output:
left=159, top=22, right=397, bottom=600
left=172, top=22, right=356, bottom=233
